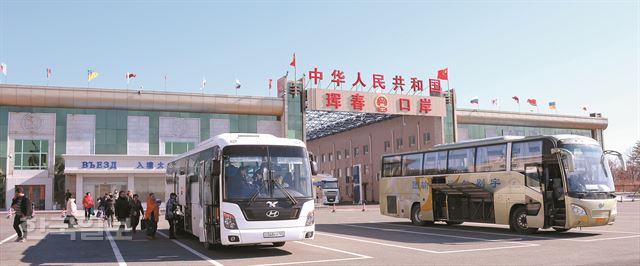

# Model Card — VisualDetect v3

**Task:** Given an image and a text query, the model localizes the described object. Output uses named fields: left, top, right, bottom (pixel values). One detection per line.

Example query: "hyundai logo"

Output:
left=266, top=210, right=280, bottom=218
left=598, top=203, right=604, bottom=208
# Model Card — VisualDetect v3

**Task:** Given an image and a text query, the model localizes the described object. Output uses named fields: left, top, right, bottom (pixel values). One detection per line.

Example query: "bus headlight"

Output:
left=571, top=204, right=587, bottom=216
left=305, top=210, right=315, bottom=226
left=223, top=212, right=238, bottom=229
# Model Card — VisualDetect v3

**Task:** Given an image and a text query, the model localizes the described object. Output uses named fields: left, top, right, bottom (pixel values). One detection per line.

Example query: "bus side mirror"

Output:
left=211, top=159, right=221, bottom=177
left=604, top=150, right=626, bottom=171
left=552, top=148, right=576, bottom=173
left=309, top=152, right=318, bottom=176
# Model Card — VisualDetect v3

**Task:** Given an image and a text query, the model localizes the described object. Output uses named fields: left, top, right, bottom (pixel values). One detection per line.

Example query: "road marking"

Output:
left=0, top=234, right=18, bottom=245
left=156, top=231, right=224, bottom=266
left=383, top=223, right=640, bottom=243
left=316, top=232, right=442, bottom=254
left=105, top=231, right=127, bottom=266
left=580, top=229, right=640, bottom=235
left=251, top=241, right=372, bottom=266
left=344, top=224, right=535, bottom=247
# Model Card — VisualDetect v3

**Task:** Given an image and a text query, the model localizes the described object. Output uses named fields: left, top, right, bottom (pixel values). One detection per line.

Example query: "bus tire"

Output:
left=553, top=227, right=570, bottom=233
left=273, top=242, right=286, bottom=247
left=410, top=204, right=427, bottom=226
left=510, top=205, right=539, bottom=234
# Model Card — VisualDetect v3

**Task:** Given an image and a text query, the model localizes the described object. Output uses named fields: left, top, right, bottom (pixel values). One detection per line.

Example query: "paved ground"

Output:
left=0, top=202, right=638, bottom=265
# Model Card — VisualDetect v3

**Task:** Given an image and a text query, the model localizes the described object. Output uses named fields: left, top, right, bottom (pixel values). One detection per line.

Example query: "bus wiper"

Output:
left=274, top=181, right=298, bottom=205
left=247, top=181, right=267, bottom=207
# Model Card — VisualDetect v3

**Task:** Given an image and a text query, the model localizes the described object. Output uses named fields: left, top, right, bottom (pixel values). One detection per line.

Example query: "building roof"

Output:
left=306, top=109, right=608, bottom=140
left=305, top=111, right=395, bottom=140
left=0, top=84, right=284, bottom=116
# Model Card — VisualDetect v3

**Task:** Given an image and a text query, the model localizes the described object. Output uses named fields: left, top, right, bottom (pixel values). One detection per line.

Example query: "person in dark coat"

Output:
left=104, top=194, right=116, bottom=227
left=129, top=194, right=144, bottom=234
left=165, top=193, right=179, bottom=239
left=115, top=191, right=132, bottom=235
left=11, top=187, right=32, bottom=242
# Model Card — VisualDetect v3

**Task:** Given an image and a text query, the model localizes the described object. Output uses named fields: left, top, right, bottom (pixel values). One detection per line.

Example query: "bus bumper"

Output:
left=565, top=198, right=617, bottom=228
left=221, top=225, right=315, bottom=245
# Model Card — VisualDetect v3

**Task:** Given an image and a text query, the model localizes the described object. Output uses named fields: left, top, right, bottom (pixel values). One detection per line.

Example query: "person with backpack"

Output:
left=165, top=193, right=179, bottom=239
left=11, top=187, right=32, bottom=242
left=82, top=192, right=94, bottom=222
left=129, top=194, right=144, bottom=234
left=115, top=191, right=132, bottom=235
left=105, top=194, right=116, bottom=228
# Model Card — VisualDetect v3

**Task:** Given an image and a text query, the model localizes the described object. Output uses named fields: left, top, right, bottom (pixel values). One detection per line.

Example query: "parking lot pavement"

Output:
left=1, top=202, right=639, bottom=265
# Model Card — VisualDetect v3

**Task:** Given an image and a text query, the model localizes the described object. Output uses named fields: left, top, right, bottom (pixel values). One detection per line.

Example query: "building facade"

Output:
left=1, top=84, right=303, bottom=210
left=306, top=109, right=608, bottom=204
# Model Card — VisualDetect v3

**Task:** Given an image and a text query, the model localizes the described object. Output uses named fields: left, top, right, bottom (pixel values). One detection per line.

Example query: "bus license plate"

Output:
left=263, top=231, right=285, bottom=238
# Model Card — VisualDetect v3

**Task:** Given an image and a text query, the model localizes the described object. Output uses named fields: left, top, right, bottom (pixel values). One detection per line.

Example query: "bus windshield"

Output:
left=560, top=143, right=615, bottom=194
left=223, top=145, right=313, bottom=201
left=322, top=181, right=338, bottom=189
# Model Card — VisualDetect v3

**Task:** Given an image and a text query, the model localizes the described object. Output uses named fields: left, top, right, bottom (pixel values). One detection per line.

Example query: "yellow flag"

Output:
left=88, top=71, right=99, bottom=81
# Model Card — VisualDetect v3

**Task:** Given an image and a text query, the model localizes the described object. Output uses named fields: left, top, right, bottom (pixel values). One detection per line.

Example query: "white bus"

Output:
left=166, top=133, right=318, bottom=248
left=317, top=174, right=340, bottom=205
left=379, top=135, right=625, bottom=234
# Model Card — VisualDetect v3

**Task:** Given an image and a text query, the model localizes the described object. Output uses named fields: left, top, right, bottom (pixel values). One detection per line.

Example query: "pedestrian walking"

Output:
left=129, top=194, right=144, bottom=234
left=11, top=187, right=33, bottom=242
left=115, top=191, right=131, bottom=235
left=144, top=193, right=159, bottom=240
left=65, top=195, right=78, bottom=229
left=64, top=189, right=72, bottom=207
left=82, top=192, right=94, bottom=222
left=166, top=192, right=179, bottom=239
left=105, top=194, right=115, bottom=228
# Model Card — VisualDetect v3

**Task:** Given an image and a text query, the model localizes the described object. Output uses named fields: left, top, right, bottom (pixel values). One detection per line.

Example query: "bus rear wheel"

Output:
left=411, top=204, right=427, bottom=226
left=510, top=206, right=539, bottom=234
left=273, top=242, right=286, bottom=247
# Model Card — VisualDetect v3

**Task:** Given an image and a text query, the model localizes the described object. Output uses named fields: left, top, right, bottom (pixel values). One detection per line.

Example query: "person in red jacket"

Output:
left=82, top=192, right=94, bottom=222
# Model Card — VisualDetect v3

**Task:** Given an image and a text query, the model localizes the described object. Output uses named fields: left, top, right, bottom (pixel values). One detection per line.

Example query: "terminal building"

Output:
left=305, top=109, right=608, bottom=204
left=0, top=84, right=304, bottom=210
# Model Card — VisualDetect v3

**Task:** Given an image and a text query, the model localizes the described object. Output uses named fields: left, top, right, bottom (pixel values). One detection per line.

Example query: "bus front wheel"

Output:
left=510, top=206, right=539, bottom=234
left=411, top=204, right=427, bottom=226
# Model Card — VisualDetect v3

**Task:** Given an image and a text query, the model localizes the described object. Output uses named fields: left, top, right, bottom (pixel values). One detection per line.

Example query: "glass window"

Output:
left=447, top=148, right=475, bottom=173
left=329, top=153, right=333, bottom=162
left=476, top=144, right=507, bottom=172
left=165, top=142, right=195, bottom=155
left=337, top=168, right=342, bottom=178
left=14, top=140, right=48, bottom=170
left=424, top=151, right=447, bottom=175
left=354, top=147, right=360, bottom=157
left=364, top=164, right=370, bottom=175
left=337, top=151, right=342, bottom=160
left=363, top=145, right=369, bottom=155
left=384, top=141, right=391, bottom=152
left=409, top=136, right=416, bottom=147
left=321, top=154, right=325, bottom=163
left=511, top=141, right=543, bottom=172
left=423, top=132, right=431, bottom=145
left=382, top=155, right=402, bottom=177
left=402, top=153, right=423, bottom=176
left=396, top=138, right=403, bottom=149
left=134, top=176, right=166, bottom=202
left=344, top=149, right=350, bottom=158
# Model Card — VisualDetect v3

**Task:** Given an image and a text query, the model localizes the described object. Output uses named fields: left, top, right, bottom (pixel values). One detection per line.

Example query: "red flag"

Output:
left=527, top=99, right=537, bottom=106
left=46, top=68, right=52, bottom=79
left=127, top=72, right=137, bottom=79
left=437, top=68, right=448, bottom=80
left=512, top=96, right=520, bottom=103
left=268, top=79, right=272, bottom=90
left=290, top=53, right=296, bottom=67
left=277, top=75, right=287, bottom=97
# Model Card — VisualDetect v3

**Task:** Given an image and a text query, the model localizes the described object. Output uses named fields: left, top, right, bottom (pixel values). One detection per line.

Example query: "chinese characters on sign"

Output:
left=309, top=88, right=446, bottom=117
left=136, top=161, right=166, bottom=170
left=79, top=161, right=166, bottom=170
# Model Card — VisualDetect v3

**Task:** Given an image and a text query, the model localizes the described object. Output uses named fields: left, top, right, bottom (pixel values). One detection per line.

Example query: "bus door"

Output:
left=523, top=164, right=545, bottom=228
left=203, top=159, right=219, bottom=245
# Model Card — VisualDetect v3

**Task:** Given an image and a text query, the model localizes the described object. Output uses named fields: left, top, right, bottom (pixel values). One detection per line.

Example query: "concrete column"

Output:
left=128, top=175, right=135, bottom=193
left=76, top=175, right=83, bottom=210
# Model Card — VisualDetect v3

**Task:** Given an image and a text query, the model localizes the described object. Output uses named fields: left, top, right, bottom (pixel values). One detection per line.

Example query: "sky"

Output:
left=0, top=0, right=638, bottom=153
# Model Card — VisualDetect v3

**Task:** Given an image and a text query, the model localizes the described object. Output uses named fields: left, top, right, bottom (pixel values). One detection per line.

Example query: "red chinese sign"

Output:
left=310, top=89, right=445, bottom=117
left=429, top=79, right=441, bottom=95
